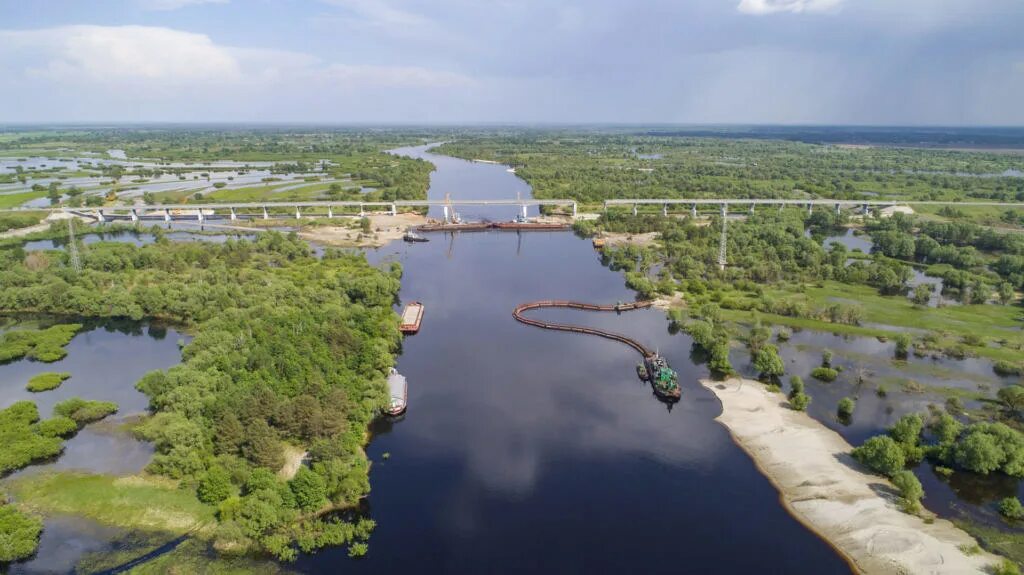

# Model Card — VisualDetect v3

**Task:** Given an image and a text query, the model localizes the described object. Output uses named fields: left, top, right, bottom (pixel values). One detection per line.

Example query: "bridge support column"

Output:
left=749, top=204, right=755, bottom=215
left=96, top=210, right=105, bottom=223
left=521, top=204, right=528, bottom=219
left=807, top=203, right=813, bottom=215
left=443, top=205, right=450, bottom=223
left=390, top=203, right=397, bottom=216
left=359, top=204, right=365, bottom=217
left=262, top=206, right=269, bottom=220
left=835, top=203, right=841, bottom=215
left=662, top=204, right=668, bottom=217
left=230, top=207, right=237, bottom=221
left=197, top=209, right=204, bottom=223
left=130, top=209, right=139, bottom=222
left=691, top=204, right=697, bottom=218
left=163, top=209, right=171, bottom=222
left=862, top=204, right=869, bottom=218
left=327, top=206, right=333, bottom=219
left=720, top=204, right=727, bottom=218
left=572, top=202, right=577, bottom=218
left=632, top=204, right=637, bottom=216
left=295, top=207, right=302, bottom=220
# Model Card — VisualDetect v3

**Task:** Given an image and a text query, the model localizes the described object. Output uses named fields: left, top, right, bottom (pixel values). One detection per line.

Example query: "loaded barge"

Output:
left=399, top=302, right=424, bottom=333
left=637, top=354, right=682, bottom=401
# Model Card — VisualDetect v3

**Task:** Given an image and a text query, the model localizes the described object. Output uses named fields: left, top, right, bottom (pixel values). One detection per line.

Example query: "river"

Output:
left=5, top=144, right=1019, bottom=572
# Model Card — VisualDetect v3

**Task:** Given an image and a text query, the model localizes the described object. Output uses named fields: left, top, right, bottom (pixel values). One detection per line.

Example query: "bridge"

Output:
left=605, top=198, right=1024, bottom=217
left=39, top=199, right=579, bottom=222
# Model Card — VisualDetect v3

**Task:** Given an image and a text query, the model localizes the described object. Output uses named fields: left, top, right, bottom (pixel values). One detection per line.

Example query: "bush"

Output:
left=0, top=505, right=43, bottom=562
left=1000, top=497, right=1024, bottom=520
left=838, top=397, right=856, bottom=419
left=26, top=372, right=71, bottom=393
left=36, top=416, right=78, bottom=438
left=853, top=435, right=906, bottom=477
left=753, top=345, right=785, bottom=378
left=894, top=333, right=911, bottom=359
left=290, top=467, right=328, bottom=512
left=53, top=398, right=118, bottom=425
left=995, top=361, right=1024, bottom=377
left=811, top=367, right=839, bottom=382
left=890, top=470, right=924, bottom=512
left=198, top=466, right=234, bottom=504
left=348, top=542, right=369, bottom=558
left=790, top=393, right=810, bottom=411
left=0, top=401, right=66, bottom=474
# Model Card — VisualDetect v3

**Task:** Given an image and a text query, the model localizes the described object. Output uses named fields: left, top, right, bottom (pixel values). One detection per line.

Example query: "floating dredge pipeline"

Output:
left=512, top=300, right=654, bottom=357
left=512, top=300, right=682, bottom=402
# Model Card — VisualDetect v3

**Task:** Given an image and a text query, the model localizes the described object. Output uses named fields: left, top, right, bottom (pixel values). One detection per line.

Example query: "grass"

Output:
left=0, top=324, right=82, bottom=363
left=8, top=472, right=215, bottom=533
left=954, top=519, right=1024, bottom=568
left=0, top=191, right=47, bottom=209
left=26, top=372, right=71, bottom=392
left=78, top=538, right=287, bottom=575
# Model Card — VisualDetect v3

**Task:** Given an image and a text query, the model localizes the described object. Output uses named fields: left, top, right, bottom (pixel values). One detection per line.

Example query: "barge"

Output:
left=638, top=353, right=682, bottom=401
left=416, top=221, right=570, bottom=232
left=403, top=231, right=429, bottom=242
left=386, top=368, right=408, bottom=416
left=399, top=301, right=425, bottom=333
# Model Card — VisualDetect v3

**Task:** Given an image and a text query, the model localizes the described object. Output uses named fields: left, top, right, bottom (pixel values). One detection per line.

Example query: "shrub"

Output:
left=995, top=361, right=1024, bottom=377
left=26, top=372, right=71, bottom=393
left=0, top=505, right=43, bottom=563
left=894, top=333, right=911, bottom=359
left=753, top=345, right=785, bottom=378
left=1000, top=497, right=1024, bottom=520
left=53, top=398, right=118, bottom=425
left=348, top=542, right=369, bottom=558
left=811, top=367, right=839, bottom=382
left=838, top=397, right=856, bottom=419
left=853, top=435, right=905, bottom=477
left=290, top=467, right=328, bottom=512
left=36, top=416, right=78, bottom=438
left=790, top=393, right=810, bottom=411
left=198, top=465, right=234, bottom=504
left=890, top=470, right=924, bottom=512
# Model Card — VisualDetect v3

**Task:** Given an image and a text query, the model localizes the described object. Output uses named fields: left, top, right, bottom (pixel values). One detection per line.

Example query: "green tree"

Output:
left=753, top=344, right=785, bottom=378
left=998, top=385, right=1024, bottom=413
left=911, top=284, right=932, bottom=306
left=891, top=470, right=924, bottom=512
left=708, top=342, right=733, bottom=375
left=838, top=397, right=856, bottom=420
left=954, top=430, right=1004, bottom=475
left=290, top=467, right=328, bottom=512
left=197, top=465, right=234, bottom=504
left=853, top=435, right=906, bottom=476
left=1000, top=497, right=1024, bottom=520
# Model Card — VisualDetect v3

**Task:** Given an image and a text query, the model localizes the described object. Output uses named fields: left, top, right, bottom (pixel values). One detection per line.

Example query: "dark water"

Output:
left=21, top=228, right=256, bottom=251
left=292, top=149, right=851, bottom=573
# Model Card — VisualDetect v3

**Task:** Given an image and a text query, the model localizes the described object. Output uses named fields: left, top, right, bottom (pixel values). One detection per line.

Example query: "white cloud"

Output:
left=0, top=25, right=471, bottom=91
left=140, top=0, right=228, bottom=10
left=737, top=0, right=844, bottom=15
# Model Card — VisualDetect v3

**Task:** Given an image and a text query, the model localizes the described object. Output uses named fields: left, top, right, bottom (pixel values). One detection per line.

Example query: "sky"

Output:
left=0, top=0, right=1022, bottom=125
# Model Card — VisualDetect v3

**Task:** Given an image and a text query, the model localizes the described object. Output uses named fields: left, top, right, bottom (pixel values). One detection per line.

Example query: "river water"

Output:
left=6, top=144, right=1019, bottom=572
left=293, top=145, right=852, bottom=573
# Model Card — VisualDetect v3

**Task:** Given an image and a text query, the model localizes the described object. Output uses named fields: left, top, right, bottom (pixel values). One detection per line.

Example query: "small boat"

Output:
left=403, top=231, right=429, bottom=243
left=399, top=301, right=425, bottom=333
left=592, top=237, right=606, bottom=248
left=386, top=368, right=407, bottom=416
left=636, top=362, right=649, bottom=380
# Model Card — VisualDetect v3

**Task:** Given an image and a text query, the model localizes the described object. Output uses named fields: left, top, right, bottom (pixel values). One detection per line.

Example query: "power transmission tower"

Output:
left=67, top=217, right=82, bottom=273
left=718, top=212, right=727, bottom=271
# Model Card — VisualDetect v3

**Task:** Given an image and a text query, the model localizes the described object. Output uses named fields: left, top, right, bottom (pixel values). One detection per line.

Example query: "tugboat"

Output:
left=386, top=368, right=407, bottom=416
left=403, top=230, right=429, bottom=243
left=641, top=353, right=682, bottom=401
left=636, top=362, right=649, bottom=380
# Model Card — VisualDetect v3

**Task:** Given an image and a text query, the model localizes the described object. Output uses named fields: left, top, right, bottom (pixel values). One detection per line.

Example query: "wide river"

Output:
left=293, top=145, right=852, bottom=573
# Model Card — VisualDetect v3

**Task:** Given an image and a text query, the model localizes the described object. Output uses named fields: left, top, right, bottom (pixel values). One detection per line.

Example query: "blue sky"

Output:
left=0, top=0, right=1022, bottom=125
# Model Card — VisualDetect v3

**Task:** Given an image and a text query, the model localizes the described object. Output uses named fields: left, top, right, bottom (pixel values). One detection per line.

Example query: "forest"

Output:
left=0, top=226, right=403, bottom=561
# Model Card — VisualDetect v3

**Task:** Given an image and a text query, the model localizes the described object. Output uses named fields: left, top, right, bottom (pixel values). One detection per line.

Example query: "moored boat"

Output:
left=403, top=231, right=429, bottom=242
left=643, top=353, right=681, bottom=401
left=386, top=368, right=408, bottom=416
left=399, top=301, right=425, bottom=333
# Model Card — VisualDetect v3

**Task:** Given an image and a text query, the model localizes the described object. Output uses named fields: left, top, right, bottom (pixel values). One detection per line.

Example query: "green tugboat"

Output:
left=640, top=354, right=682, bottom=401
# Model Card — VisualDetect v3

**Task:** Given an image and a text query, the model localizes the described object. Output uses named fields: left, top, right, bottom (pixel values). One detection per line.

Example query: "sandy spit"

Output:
left=297, top=212, right=427, bottom=248
left=701, top=377, right=1002, bottom=575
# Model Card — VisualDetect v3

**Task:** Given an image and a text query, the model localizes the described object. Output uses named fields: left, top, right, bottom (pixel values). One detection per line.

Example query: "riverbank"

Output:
left=701, top=377, right=1003, bottom=574
left=297, top=212, right=427, bottom=248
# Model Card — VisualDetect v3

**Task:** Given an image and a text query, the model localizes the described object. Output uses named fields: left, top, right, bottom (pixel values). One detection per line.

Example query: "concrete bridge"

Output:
left=605, top=198, right=1024, bottom=217
left=45, top=199, right=579, bottom=223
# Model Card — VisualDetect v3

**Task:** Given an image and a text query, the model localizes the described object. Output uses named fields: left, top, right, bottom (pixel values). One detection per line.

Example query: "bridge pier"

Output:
left=390, top=203, right=397, bottom=216
left=130, top=208, right=139, bottom=222
left=295, top=207, right=302, bottom=220
left=327, top=206, right=333, bottom=219
left=443, top=205, right=450, bottom=223
left=197, top=209, right=204, bottom=223
left=720, top=204, right=727, bottom=218
left=572, top=202, right=577, bottom=218
left=691, top=204, right=697, bottom=218
left=230, top=207, right=237, bottom=221
left=96, top=210, right=105, bottom=223
left=632, top=204, right=638, bottom=216
left=359, top=204, right=365, bottom=217
left=662, top=204, right=668, bottom=217
left=807, top=203, right=813, bottom=215
left=835, top=203, right=841, bottom=215
left=262, top=206, right=269, bottom=220
left=163, top=209, right=171, bottom=222
left=749, top=204, right=755, bottom=215
left=521, top=204, right=528, bottom=219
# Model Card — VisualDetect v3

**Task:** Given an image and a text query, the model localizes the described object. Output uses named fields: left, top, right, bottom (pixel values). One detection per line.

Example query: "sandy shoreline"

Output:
left=701, top=377, right=1002, bottom=574
left=297, top=212, right=427, bottom=248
